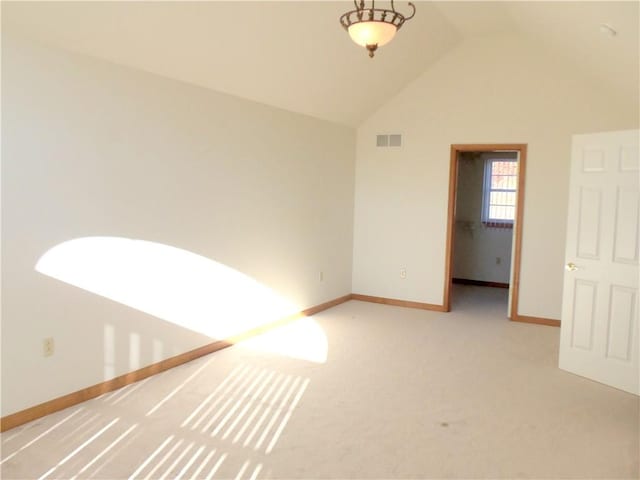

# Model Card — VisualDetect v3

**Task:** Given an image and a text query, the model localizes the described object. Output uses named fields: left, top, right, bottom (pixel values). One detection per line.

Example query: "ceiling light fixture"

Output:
left=340, top=0, right=416, bottom=58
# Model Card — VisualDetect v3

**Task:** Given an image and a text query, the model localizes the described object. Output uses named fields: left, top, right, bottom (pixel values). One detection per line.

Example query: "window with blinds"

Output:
left=482, top=158, right=517, bottom=228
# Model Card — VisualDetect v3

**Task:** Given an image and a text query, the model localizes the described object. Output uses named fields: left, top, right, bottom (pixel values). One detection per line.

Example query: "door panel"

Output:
left=577, top=187, right=602, bottom=259
left=606, top=286, right=636, bottom=361
left=560, top=130, right=639, bottom=395
left=620, top=145, right=639, bottom=171
left=570, top=280, right=597, bottom=350
left=613, top=188, right=639, bottom=263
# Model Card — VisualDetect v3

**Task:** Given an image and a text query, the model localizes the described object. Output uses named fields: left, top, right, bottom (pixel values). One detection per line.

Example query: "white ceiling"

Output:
left=3, top=1, right=638, bottom=127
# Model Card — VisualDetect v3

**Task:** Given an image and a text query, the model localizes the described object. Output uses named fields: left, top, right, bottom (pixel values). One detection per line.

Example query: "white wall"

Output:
left=452, top=153, right=513, bottom=284
left=1, top=34, right=355, bottom=416
left=352, top=33, right=639, bottom=317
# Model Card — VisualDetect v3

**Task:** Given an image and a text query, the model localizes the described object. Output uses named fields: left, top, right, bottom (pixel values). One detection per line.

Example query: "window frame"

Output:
left=481, top=157, right=518, bottom=227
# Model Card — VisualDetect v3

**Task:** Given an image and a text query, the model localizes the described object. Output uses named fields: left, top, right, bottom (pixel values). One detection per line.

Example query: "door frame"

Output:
left=443, top=144, right=527, bottom=319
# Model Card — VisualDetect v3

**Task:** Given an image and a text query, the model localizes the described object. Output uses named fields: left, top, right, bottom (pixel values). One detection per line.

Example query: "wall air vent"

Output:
left=376, top=135, right=389, bottom=147
left=376, top=134, right=402, bottom=147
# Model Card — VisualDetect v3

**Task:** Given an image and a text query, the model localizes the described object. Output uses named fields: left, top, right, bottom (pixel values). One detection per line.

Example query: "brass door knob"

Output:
left=565, top=262, right=579, bottom=272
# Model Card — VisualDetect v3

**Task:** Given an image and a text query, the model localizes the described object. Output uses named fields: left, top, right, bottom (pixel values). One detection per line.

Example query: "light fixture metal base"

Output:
left=340, top=1, right=416, bottom=58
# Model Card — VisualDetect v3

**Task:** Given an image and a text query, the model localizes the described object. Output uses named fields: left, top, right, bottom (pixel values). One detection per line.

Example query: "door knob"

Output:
left=565, top=262, right=579, bottom=272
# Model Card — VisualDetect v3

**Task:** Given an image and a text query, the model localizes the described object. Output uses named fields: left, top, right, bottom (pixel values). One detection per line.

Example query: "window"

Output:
left=482, top=158, right=518, bottom=227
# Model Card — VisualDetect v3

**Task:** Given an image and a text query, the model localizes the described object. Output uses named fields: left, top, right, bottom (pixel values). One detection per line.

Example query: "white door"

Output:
left=559, top=129, right=639, bottom=395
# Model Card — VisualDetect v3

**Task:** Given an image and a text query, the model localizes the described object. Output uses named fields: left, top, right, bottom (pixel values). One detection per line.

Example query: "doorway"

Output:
left=443, top=144, right=527, bottom=319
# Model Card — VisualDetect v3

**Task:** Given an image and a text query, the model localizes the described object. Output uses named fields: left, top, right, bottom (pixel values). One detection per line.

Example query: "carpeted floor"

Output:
left=2, top=286, right=638, bottom=479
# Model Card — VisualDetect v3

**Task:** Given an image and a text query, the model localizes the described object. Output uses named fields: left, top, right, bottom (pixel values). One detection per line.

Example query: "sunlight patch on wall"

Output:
left=35, top=237, right=328, bottom=364
left=239, top=317, right=328, bottom=364
left=104, top=325, right=116, bottom=380
left=35, top=237, right=296, bottom=339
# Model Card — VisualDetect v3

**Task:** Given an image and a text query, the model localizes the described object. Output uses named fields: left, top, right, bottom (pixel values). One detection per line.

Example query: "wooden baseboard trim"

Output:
left=452, top=278, right=509, bottom=289
left=512, top=315, right=561, bottom=327
left=351, top=293, right=446, bottom=312
left=302, top=294, right=353, bottom=317
left=0, top=294, right=352, bottom=432
left=0, top=339, right=235, bottom=433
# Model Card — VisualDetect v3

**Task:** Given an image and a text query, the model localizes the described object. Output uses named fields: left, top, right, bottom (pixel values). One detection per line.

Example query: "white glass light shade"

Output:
left=348, top=21, right=397, bottom=47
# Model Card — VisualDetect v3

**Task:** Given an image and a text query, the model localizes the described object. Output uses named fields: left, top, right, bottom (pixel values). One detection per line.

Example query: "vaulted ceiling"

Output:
left=3, top=1, right=638, bottom=126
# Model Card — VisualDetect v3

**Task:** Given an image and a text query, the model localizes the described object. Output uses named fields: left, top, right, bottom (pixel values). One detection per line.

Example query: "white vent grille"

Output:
left=376, top=134, right=402, bottom=147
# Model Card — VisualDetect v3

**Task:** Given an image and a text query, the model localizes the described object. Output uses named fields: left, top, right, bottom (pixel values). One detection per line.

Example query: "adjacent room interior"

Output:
left=452, top=151, right=517, bottom=290
left=1, top=1, right=639, bottom=479
left=449, top=148, right=520, bottom=316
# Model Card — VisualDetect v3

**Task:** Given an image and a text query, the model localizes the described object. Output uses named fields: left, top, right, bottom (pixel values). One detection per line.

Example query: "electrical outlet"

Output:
left=400, top=268, right=407, bottom=279
left=43, top=337, right=54, bottom=357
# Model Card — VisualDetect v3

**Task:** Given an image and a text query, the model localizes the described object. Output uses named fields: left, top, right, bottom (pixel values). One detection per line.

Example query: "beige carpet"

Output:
left=2, top=286, right=638, bottom=479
